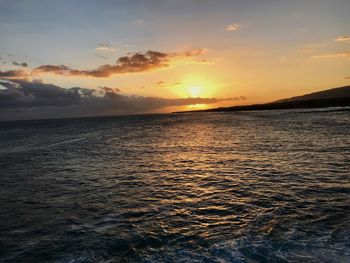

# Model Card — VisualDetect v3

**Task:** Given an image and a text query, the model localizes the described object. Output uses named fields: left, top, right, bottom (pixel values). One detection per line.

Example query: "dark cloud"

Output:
left=33, top=49, right=206, bottom=78
left=345, top=76, right=350, bottom=80
left=0, top=79, right=82, bottom=108
left=0, top=69, right=29, bottom=79
left=99, top=86, right=121, bottom=93
left=157, top=81, right=182, bottom=87
left=0, top=79, right=242, bottom=120
left=13, top=61, right=28, bottom=67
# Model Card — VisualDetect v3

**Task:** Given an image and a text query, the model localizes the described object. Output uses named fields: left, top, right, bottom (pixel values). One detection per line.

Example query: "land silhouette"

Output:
left=177, top=85, right=350, bottom=113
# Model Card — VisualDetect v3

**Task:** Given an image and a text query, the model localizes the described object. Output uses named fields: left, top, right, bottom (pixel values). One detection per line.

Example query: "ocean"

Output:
left=0, top=109, right=349, bottom=262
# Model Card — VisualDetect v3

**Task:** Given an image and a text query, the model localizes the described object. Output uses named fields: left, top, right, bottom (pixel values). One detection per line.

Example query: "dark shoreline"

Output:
left=174, top=97, right=350, bottom=114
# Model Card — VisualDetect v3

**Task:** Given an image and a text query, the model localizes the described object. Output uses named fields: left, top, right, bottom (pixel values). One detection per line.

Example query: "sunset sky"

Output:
left=0, top=0, right=349, bottom=120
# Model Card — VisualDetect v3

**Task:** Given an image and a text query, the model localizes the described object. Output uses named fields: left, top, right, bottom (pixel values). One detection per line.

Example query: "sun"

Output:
left=173, top=74, right=217, bottom=99
left=188, top=86, right=203, bottom=98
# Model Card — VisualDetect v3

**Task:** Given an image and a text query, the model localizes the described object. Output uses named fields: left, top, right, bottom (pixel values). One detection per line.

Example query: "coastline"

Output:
left=174, top=97, right=350, bottom=114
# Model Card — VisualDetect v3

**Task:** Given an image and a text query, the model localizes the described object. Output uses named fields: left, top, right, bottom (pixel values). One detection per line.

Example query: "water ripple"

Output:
left=0, top=111, right=349, bottom=262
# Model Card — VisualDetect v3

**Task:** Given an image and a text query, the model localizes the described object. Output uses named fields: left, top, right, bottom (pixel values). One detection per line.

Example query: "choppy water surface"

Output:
left=0, top=110, right=349, bottom=262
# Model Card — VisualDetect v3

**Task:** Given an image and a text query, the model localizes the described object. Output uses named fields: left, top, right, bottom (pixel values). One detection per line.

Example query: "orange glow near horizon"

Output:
left=187, top=103, right=208, bottom=110
left=174, top=74, right=217, bottom=99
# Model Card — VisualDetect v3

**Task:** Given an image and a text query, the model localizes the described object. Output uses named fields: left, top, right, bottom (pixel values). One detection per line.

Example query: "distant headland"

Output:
left=175, top=86, right=350, bottom=113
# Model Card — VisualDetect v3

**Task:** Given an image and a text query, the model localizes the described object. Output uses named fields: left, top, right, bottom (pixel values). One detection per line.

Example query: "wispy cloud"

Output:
left=135, top=19, right=143, bottom=25
left=96, top=42, right=117, bottom=52
left=312, top=50, right=350, bottom=59
left=297, top=42, right=329, bottom=54
left=155, top=81, right=183, bottom=88
left=226, top=24, right=240, bottom=32
left=33, top=49, right=208, bottom=78
left=335, top=36, right=350, bottom=42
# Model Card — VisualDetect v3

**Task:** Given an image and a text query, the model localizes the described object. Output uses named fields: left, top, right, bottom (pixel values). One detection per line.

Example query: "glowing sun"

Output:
left=188, top=86, right=203, bottom=98
left=173, top=74, right=217, bottom=100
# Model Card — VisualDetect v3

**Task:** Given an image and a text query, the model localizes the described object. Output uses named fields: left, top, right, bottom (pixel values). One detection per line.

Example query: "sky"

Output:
left=0, top=0, right=349, bottom=120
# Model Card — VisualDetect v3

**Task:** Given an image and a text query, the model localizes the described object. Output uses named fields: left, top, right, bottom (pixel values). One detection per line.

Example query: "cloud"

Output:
left=155, top=81, right=183, bottom=88
left=226, top=24, right=240, bottom=31
left=96, top=42, right=117, bottom=52
left=99, top=86, right=121, bottom=93
left=335, top=36, right=350, bottom=42
left=312, top=50, right=350, bottom=59
left=155, top=81, right=182, bottom=88
left=297, top=43, right=329, bottom=54
left=0, top=79, right=240, bottom=120
left=181, top=48, right=209, bottom=56
left=0, top=79, right=82, bottom=108
left=345, top=76, right=350, bottom=80
left=135, top=19, right=143, bottom=25
left=33, top=49, right=206, bottom=78
left=13, top=61, right=28, bottom=67
left=0, top=69, right=30, bottom=80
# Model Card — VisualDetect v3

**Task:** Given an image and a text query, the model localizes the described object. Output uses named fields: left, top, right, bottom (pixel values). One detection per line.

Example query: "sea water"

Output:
left=0, top=110, right=349, bottom=262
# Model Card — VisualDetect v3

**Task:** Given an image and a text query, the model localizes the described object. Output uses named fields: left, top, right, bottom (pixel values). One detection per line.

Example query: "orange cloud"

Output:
left=335, top=36, right=350, bottom=42
left=226, top=24, right=240, bottom=31
left=312, top=50, right=350, bottom=59
left=34, top=49, right=207, bottom=78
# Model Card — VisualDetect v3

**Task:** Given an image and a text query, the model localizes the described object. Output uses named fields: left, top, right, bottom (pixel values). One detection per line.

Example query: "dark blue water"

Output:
left=0, top=110, right=349, bottom=262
